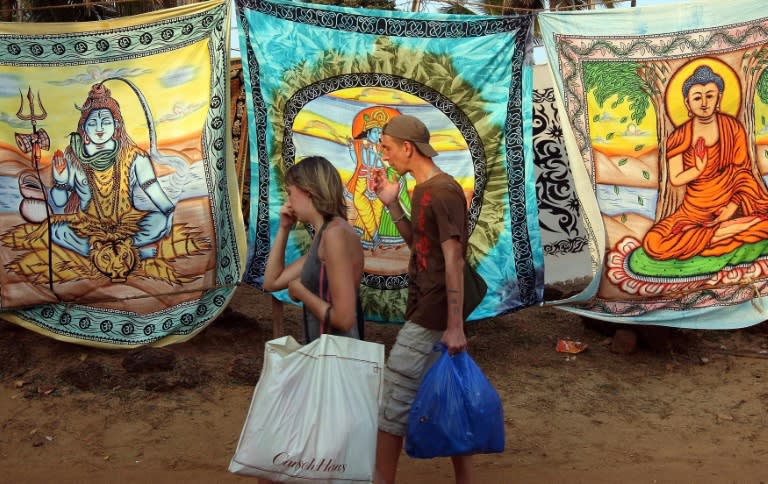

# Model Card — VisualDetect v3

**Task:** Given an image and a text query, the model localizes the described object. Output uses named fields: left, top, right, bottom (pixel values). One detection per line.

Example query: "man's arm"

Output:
left=441, top=236, right=467, bottom=354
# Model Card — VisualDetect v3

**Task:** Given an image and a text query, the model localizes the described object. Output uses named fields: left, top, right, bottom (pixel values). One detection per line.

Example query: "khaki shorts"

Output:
left=378, top=321, right=443, bottom=437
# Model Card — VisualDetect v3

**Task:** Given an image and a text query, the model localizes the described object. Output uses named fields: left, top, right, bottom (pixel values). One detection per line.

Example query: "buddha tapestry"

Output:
left=0, top=0, right=246, bottom=347
left=236, top=0, right=543, bottom=322
left=539, top=0, right=768, bottom=328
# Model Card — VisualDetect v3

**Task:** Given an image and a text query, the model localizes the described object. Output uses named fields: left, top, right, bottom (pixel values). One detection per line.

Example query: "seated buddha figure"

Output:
left=642, top=65, right=768, bottom=261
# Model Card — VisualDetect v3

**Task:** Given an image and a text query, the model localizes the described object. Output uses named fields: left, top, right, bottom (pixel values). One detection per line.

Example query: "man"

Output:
left=371, top=115, right=475, bottom=484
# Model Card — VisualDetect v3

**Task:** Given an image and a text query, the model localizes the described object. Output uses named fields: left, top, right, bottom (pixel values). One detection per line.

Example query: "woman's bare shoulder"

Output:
left=322, top=218, right=361, bottom=246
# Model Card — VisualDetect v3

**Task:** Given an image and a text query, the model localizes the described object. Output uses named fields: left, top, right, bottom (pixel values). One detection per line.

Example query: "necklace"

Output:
left=83, top=151, right=122, bottom=221
left=426, top=165, right=442, bottom=181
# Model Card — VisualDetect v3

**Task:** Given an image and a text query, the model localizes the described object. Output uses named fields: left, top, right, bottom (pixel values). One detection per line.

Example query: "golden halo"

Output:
left=665, top=57, right=741, bottom=127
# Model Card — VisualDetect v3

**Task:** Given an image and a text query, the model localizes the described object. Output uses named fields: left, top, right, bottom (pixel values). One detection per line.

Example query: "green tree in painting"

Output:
left=583, top=60, right=686, bottom=221
left=744, top=46, right=768, bottom=164
left=586, top=59, right=751, bottom=222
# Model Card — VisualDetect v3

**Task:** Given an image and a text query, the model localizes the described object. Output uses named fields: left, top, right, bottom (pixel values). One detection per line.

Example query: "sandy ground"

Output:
left=1, top=283, right=768, bottom=484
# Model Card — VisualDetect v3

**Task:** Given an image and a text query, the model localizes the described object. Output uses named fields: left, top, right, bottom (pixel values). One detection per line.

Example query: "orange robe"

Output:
left=643, top=113, right=768, bottom=260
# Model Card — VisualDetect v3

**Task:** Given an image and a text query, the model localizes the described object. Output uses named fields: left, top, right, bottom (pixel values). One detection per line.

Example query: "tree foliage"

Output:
left=583, top=61, right=649, bottom=126
left=9, top=0, right=187, bottom=22
left=439, top=0, right=622, bottom=16
left=8, top=0, right=394, bottom=23
left=310, top=0, right=395, bottom=9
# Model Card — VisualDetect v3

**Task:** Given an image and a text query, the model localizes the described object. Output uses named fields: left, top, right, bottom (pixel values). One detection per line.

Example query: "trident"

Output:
left=15, top=87, right=50, bottom=168
left=15, top=87, right=56, bottom=292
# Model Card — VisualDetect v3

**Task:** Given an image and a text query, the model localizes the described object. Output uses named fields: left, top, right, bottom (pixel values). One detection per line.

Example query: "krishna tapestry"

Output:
left=236, top=0, right=543, bottom=322
left=540, top=0, right=768, bottom=328
left=0, top=0, right=246, bottom=346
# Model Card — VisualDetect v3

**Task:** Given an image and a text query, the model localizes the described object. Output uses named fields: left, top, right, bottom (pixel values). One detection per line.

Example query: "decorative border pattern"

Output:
left=237, top=0, right=529, bottom=38
left=0, top=9, right=220, bottom=66
left=16, top=288, right=232, bottom=345
left=581, top=283, right=768, bottom=317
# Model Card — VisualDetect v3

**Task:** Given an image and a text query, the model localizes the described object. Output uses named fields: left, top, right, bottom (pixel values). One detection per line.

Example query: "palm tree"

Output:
left=439, top=0, right=633, bottom=15
left=437, top=0, right=635, bottom=45
left=311, top=0, right=396, bottom=9
left=6, top=0, right=197, bottom=23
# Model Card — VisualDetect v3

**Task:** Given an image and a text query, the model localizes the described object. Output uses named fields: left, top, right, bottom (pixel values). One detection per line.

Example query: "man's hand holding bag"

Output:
left=405, top=343, right=504, bottom=459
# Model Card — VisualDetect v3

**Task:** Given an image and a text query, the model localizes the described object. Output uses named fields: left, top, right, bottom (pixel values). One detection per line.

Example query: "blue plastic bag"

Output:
left=405, top=344, right=505, bottom=458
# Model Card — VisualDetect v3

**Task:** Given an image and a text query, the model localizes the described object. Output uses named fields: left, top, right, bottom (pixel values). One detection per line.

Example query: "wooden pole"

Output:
left=271, top=295, right=284, bottom=339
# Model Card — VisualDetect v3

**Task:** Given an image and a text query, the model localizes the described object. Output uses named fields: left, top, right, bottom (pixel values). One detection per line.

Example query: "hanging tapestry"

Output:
left=539, top=0, right=768, bottom=328
left=532, top=64, right=591, bottom=289
left=236, top=0, right=542, bottom=322
left=0, top=0, right=246, bottom=347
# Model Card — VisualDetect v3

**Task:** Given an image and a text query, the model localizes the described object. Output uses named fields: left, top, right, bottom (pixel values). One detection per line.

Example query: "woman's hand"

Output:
left=278, top=203, right=297, bottom=230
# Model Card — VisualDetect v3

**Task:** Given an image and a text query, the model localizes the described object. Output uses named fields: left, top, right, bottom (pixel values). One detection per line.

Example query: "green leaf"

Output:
left=634, top=144, right=644, bottom=151
left=593, top=114, right=600, bottom=123
left=620, top=116, right=628, bottom=123
left=606, top=132, right=615, bottom=140
left=614, top=185, right=620, bottom=195
left=618, top=158, right=628, bottom=166
left=637, top=196, right=644, bottom=206
left=642, top=170, right=650, bottom=180
left=621, top=213, right=627, bottom=223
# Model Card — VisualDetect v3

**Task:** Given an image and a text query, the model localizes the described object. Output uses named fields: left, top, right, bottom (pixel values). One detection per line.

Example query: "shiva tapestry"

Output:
left=540, top=0, right=768, bottom=328
left=0, top=0, right=246, bottom=347
left=236, top=0, right=543, bottom=322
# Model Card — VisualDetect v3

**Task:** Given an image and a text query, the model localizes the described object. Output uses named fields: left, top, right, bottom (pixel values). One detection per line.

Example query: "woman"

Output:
left=263, top=156, right=365, bottom=342
left=643, top=65, right=768, bottom=260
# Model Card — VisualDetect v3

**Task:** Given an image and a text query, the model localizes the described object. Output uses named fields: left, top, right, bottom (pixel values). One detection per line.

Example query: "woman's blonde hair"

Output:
left=285, top=156, right=347, bottom=220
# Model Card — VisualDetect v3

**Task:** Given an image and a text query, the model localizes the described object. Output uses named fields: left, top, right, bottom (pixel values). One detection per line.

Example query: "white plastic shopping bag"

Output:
left=229, top=334, right=384, bottom=483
